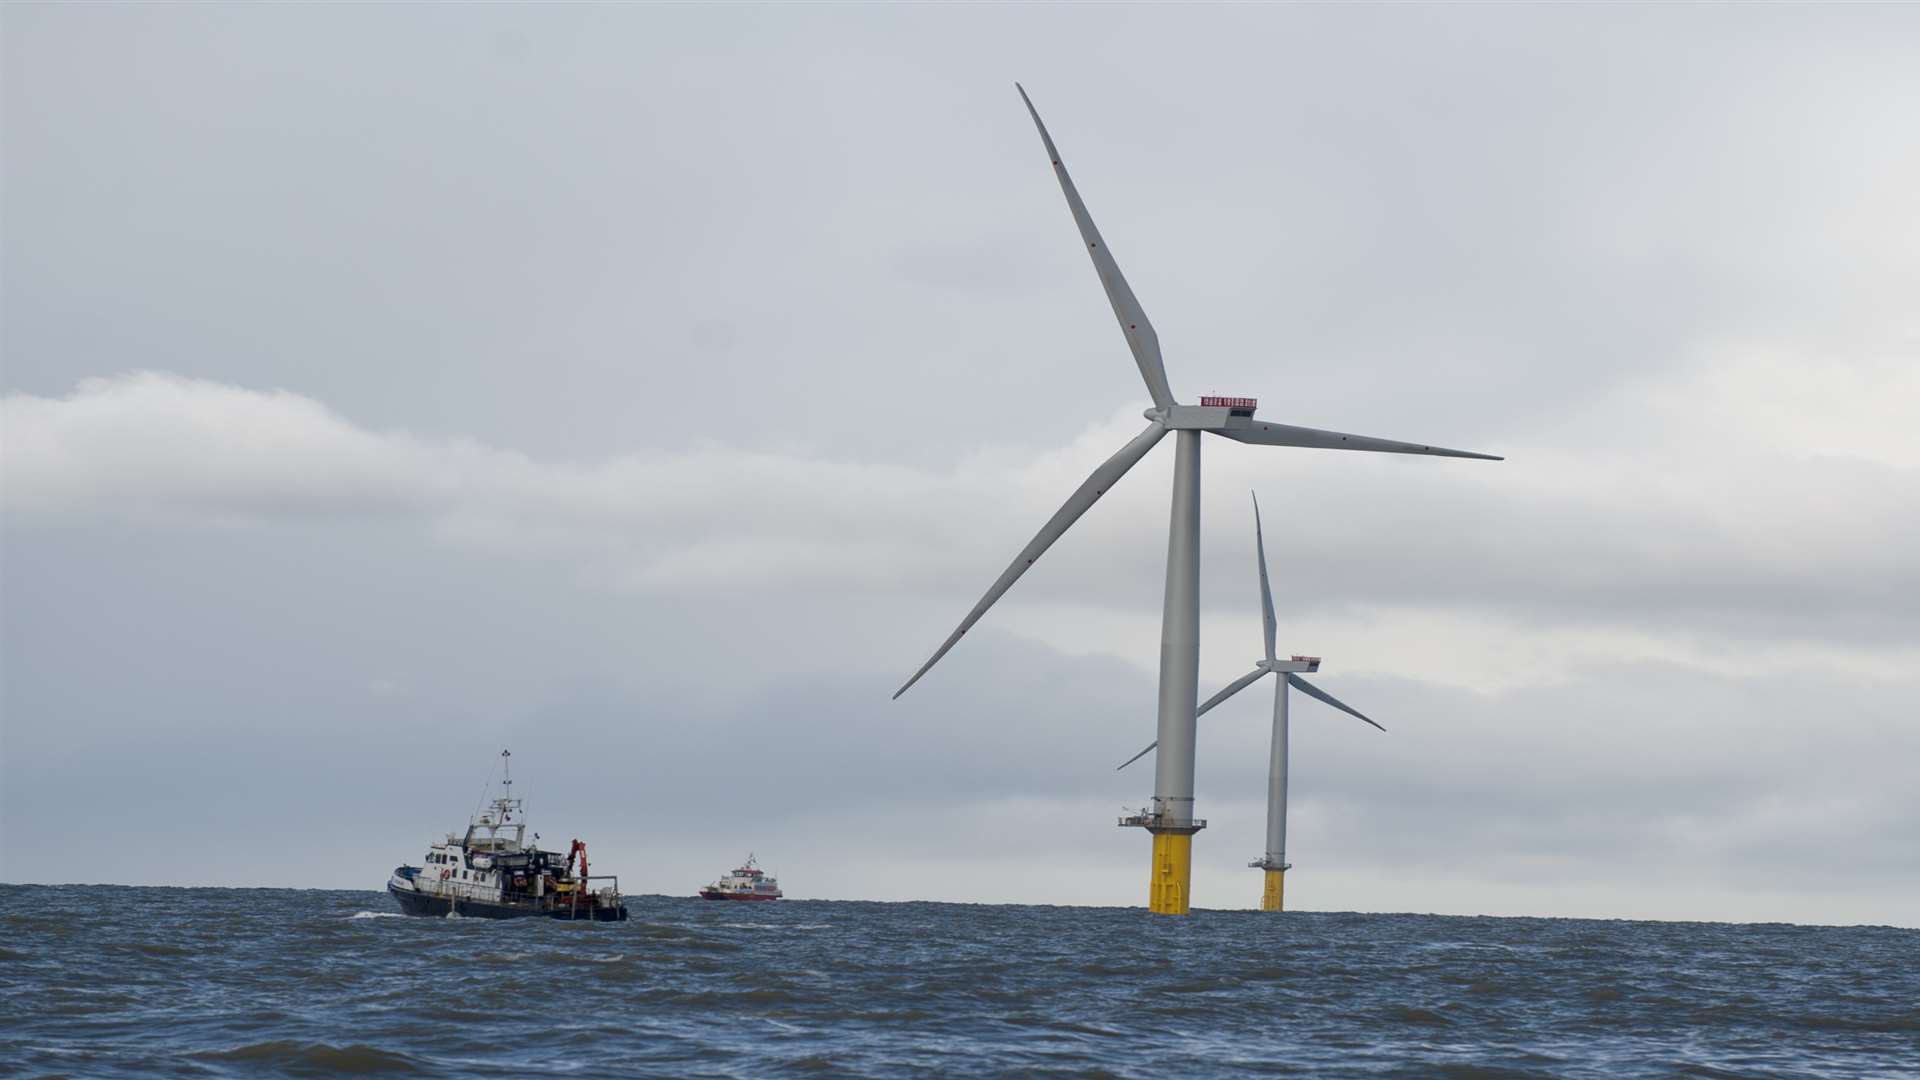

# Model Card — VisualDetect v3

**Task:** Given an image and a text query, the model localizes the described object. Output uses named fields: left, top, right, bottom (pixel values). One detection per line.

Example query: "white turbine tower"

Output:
left=1117, top=493, right=1383, bottom=912
left=894, top=85, right=1500, bottom=915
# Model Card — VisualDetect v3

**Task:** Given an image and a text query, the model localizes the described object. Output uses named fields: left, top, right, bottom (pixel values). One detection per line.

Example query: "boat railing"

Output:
left=553, top=873, right=619, bottom=895
left=550, top=875, right=623, bottom=920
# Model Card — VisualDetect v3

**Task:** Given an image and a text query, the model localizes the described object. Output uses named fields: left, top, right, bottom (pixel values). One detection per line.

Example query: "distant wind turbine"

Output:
left=1118, top=493, right=1384, bottom=912
left=894, top=84, right=1500, bottom=915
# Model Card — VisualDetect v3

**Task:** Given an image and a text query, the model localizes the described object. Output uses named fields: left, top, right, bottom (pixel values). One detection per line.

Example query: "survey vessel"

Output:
left=385, top=750, right=628, bottom=921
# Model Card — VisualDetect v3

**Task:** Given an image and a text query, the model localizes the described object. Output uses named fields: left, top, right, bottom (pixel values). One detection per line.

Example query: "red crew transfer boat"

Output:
left=699, top=855, right=783, bottom=901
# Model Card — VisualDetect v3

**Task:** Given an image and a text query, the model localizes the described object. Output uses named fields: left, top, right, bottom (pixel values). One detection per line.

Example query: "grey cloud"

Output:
left=7, top=368, right=1913, bottom=646
left=7, top=591, right=1912, bottom=921
left=9, top=4, right=1914, bottom=463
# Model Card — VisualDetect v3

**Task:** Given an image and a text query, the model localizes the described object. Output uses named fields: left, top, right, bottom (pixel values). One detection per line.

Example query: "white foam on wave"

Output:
left=348, top=911, right=407, bottom=920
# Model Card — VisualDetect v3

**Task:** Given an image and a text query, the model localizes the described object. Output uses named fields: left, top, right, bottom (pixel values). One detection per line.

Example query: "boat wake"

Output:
left=347, top=911, right=406, bottom=920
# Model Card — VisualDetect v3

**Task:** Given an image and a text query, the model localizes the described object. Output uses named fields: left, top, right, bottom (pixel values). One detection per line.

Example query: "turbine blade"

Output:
left=1116, top=666, right=1268, bottom=770
left=1016, top=84, right=1175, bottom=410
left=1199, top=666, right=1271, bottom=718
left=1216, top=421, right=1502, bottom=460
left=894, top=422, right=1168, bottom=699
left=1287, top=674, right=1386, bottom=732
left=1252, top=492, right=1276, bottom=663
left=1115, top=741, right=1158, bottom=773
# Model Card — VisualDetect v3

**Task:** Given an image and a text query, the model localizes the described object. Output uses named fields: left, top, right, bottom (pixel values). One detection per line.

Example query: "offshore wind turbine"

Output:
left=1117, top=493, right=1384, bottom=912
left=893, top=85, right=1500, bottom=915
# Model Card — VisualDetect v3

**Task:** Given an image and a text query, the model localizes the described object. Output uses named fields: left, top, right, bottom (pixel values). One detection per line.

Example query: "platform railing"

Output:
left=1116, top=811, right=1208, bottom=831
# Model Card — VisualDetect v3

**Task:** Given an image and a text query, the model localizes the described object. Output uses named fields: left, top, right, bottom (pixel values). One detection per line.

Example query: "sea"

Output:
left=1, top=885, right=1914, bottom=1079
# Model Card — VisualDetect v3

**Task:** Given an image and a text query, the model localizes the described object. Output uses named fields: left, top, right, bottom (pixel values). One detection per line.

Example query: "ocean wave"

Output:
left=193, top=1040, right=426, bottom=1074
left=123, top=941, right=193, bottom=958
left=6, top=885, right=1914, bottom=1078
left=1383, top=1004, right=1455, bottom=1026
left=1797, top=1010, right=1920, bottom=1033
left=717, top=921, right=832, bottom=930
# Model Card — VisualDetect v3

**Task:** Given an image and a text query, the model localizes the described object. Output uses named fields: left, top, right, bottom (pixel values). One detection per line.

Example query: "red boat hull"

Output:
left=698, top=889, right=781, bottom=901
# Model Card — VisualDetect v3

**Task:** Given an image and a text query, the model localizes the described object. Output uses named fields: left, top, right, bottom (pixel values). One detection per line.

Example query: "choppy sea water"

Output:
left=1, top=885, right=1914, bottom=1079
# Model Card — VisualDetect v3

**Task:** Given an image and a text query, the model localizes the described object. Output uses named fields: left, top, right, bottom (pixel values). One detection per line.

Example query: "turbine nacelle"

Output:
left=1144, top=403, right=1259, bottom=430
left=1260, top=657, right=1319, bottom=674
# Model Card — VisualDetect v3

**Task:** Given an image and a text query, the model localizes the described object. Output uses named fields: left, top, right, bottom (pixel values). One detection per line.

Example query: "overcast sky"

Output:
left=4, top=3, right=1916, bottom=926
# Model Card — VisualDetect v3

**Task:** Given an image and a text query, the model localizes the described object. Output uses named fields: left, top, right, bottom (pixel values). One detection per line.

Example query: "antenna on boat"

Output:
left=500, top=749, right=512, bottom=820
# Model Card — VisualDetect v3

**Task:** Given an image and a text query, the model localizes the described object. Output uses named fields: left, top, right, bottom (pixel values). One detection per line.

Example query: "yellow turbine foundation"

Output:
left=1260, top=868, right=1285, bottom=912
left=1147, top=832, right=1193, bottom=914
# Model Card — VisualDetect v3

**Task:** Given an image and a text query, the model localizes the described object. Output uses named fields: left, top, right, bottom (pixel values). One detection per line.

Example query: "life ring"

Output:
left=441, top=868, right=451, bottom=880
